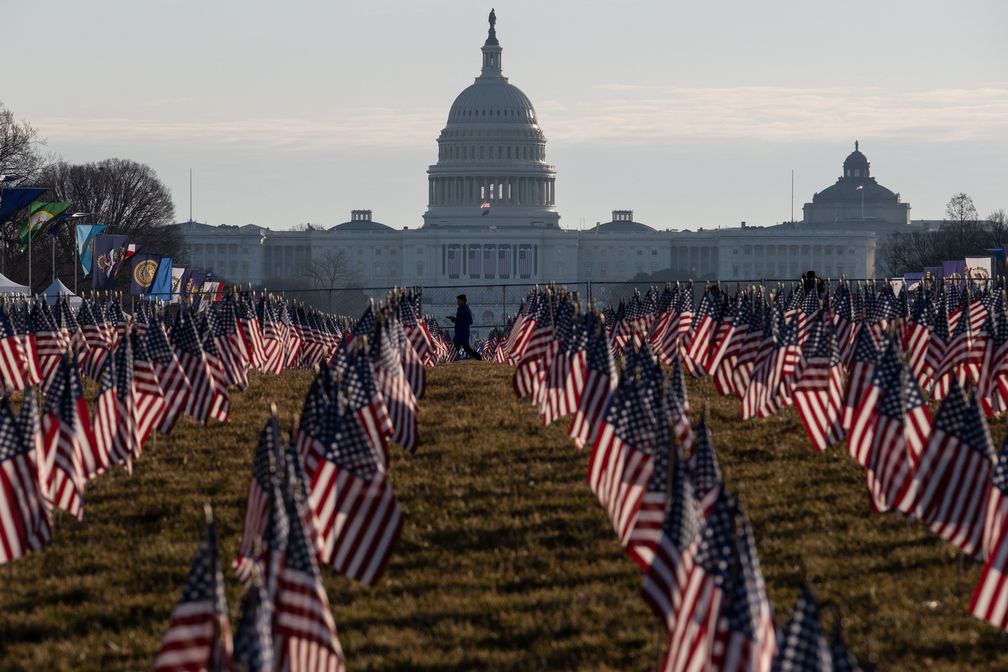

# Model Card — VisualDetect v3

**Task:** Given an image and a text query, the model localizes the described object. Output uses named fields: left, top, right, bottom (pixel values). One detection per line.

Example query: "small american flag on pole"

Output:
left=153, top=517, right=232, bottom=672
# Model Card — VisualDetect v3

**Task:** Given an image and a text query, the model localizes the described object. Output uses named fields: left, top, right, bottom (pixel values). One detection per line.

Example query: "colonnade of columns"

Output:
left=428, top=175, right=555, bottom=207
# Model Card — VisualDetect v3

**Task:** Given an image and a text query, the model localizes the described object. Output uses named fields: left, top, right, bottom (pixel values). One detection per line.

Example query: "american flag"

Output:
left=626, top=347, right=674, bottom=569
left=0, top=397, right=51, bottom=563
left=257, top=298, right=287, bottom=375
left=567, top=313, right=616, bottom=450
left=912, top=381, right=994, bottom=558
left=668, top=357, right=695, bottom=453
left=641, top=452, right=702, bottom=637
left=41, top=355, right=95, bottom=520
left=969, top=439, right=1008, bottom=631
left=209, top=300, right=250, bottom=390
left=539, top=297, right=579, bottom=426
left=665, top=490, right=776, bottom=672
left=0, top=306, right=27, bottom=394
left=173, top=312, right=230, bottom=424
left=345, top=349, right=394, bottom=465
left=684, top=290, right=720, bottom=376
left=153, top=520, right=233, bottom=672
left=146, top=319, right=193, bottom=434
left=91, top=351, right=119, bottom=477
left=303, top=389, right=402, bottom=586
left=275, top=471, right=345, bottom=672
left=513, top=292, right=555, bottom=399
left=770, top=585, right=832, bottom=671
left=903, top=291, right=934, bottom=391
left=792, top=313, right=845, bottom=452
left=235, top=415, right=286, bottom=585
left=854, top=338, right=931, bottom=515
left=130, top=330, right=168, bottom=445
left=688, top=415, right=723, bottom=516
left=11, top=304, right=42, bottom=388
left=110, top=337, right=142, bottom=472
left=232, top=571, right=275, bottom=672
left=370, top=322, right=418, bottom=454
left=586, top=349, right=658, bottom=549
left=842, top=325, right=879, bottom=440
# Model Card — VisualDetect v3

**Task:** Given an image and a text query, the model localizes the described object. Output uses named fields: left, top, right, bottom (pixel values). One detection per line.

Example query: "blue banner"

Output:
left=148, top=256, right=173, bottom=301
left=0, top=187, right=48, bottom=222
left=130, top=253, right=160, bottom=295
left=75, top=224, right=108, bottom=276
left=92, top=234, right=129, bottom=290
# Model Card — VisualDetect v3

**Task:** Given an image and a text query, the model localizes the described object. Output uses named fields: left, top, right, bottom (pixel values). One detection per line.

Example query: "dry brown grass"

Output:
left=0, top=363, right=1005, bottom=670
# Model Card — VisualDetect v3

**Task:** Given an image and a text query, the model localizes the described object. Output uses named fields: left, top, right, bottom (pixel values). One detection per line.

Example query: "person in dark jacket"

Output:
left=448, top=294, right=482, bottom=360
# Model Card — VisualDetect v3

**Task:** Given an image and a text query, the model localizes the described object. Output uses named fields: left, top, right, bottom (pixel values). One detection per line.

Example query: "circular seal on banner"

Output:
left=970, top=267, right=990, bottom=280
left=133, top=259, right=158, bottom=288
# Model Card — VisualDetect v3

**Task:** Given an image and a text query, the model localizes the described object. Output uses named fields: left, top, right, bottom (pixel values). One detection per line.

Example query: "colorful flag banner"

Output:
left=75, top=224, right=108, bottom=276
left=131, top=253, right=161, bottom=295
left=92, top=234, right=130, bottom=289
left=20, top=202, right=71, bottom=249
left=965, top=255, right=993, bottom=281
left=170, top=266, right=186, bottom=302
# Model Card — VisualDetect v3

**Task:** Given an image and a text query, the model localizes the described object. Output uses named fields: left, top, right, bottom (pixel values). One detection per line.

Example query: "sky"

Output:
left=2, top=0, right=1006, bottom=231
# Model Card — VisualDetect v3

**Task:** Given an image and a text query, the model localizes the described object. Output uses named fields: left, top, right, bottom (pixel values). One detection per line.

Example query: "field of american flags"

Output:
left=0, top=360, right=1005, bottom=669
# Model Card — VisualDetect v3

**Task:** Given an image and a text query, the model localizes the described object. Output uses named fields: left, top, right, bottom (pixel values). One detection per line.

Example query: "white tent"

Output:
left=42, top=278, right=81, bottom=307
left=0, top=273, right=30, bottom=296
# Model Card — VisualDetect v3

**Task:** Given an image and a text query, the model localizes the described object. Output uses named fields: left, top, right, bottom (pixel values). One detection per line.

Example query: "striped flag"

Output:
left=970, top=439, right=1008, bottom=631
left=641, top=453, right=702, bottom=642
left=303, top=385, right=402, bottom=586
left=276, top=467, right=345, bottom=672
left=234, top=415, right=286, bottom=586
left=0, top=398, right=51, bottom=563
left=41, top=355, right=95, bottom=520
left=153, top=520, right=233, bottom=672
left=911, top=381, right=994, bottom=558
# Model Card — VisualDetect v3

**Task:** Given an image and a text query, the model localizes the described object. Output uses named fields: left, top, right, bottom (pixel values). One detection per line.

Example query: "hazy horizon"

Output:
left=3, top=0, right=1006, bottom=230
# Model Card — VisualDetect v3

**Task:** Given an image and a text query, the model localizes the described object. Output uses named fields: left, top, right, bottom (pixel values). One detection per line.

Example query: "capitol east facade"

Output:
left=175, top=13, right=902, bottom=325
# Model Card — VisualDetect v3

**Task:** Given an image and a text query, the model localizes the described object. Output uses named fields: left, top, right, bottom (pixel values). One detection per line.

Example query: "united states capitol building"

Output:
left=175, top=12, right=919, bottom=322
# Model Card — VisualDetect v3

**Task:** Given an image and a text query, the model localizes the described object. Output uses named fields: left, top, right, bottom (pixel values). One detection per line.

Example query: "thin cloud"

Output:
left=35, top=85, right=1008, bottom=150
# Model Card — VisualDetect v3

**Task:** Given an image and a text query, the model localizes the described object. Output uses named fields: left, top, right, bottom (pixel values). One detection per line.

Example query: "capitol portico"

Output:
left=175, top=11, right=897, bottom=328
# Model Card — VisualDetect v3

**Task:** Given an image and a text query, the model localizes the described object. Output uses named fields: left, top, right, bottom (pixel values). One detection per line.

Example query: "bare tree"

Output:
left=0, top=102, right=47, bottom=180
left=946, top=192, right=978, bottom=226
left=306, top=249, right=355, bottom=289
left=881, top=193, right=1008, bottom=275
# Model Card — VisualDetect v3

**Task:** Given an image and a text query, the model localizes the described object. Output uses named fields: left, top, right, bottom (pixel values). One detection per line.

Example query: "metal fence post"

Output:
left=502, top=283, right=506, bottom=326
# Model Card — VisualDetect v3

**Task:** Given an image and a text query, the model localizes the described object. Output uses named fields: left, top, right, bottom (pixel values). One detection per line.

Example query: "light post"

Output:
left=70, top=212, right=93, bottom=293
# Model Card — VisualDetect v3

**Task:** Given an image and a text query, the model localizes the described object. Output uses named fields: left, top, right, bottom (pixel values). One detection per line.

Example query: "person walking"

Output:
left=448, top=294, right=482, bottom=360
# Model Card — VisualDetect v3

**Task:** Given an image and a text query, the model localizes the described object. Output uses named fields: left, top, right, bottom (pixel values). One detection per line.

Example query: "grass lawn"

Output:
left=0, top=363, right=1006, bottom=670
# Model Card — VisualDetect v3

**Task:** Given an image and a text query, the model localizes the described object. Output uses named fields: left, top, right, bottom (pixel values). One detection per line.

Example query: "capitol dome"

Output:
left=422, top=10, right=559, bottom=230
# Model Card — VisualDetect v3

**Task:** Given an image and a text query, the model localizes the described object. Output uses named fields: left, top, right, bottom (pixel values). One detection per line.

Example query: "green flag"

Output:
left=20, top=201, right=71, bottom=249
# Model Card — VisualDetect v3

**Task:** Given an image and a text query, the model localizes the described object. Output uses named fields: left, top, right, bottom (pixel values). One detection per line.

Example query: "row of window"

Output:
left=732, top=245, right=857, bottom=257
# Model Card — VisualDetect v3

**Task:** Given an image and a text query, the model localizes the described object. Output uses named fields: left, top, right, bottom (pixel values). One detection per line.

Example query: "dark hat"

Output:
left=456, top=294, right=467, bottom=301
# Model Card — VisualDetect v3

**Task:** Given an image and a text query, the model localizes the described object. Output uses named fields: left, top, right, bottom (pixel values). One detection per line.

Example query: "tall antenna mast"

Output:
left=790, top=169, right=794, bottom=223
left=189, top=168, right=193, bottom=223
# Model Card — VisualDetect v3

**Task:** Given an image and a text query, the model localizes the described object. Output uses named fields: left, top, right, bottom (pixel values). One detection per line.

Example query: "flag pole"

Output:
left=27, top=211, right=31, bottom=295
